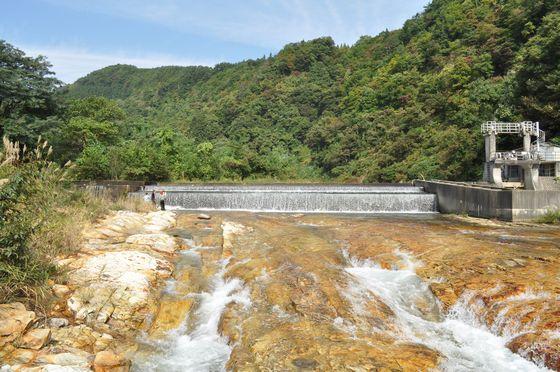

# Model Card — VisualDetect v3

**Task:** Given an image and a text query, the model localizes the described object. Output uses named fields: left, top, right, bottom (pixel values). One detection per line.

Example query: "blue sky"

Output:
left=2, top=0, right=429, bottom=83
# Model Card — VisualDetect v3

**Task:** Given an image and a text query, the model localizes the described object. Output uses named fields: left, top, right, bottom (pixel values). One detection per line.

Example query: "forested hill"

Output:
left=63, top=64, right=215, bottom=100
left=8, top=0, right=560, bottom=182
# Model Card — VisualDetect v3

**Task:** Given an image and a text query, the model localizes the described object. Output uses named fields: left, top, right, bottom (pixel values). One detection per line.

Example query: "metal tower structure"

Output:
left=481, top=121, right=544, bottom=190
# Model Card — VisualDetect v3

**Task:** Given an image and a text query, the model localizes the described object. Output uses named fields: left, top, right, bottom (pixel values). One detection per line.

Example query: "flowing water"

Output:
left=133, top=212, right=559, bottom=371
left=344, top=251, right=549, bottom=371
left=141, top=184, right=437, bottom=213
left=134, top=247, right=251, bottom=371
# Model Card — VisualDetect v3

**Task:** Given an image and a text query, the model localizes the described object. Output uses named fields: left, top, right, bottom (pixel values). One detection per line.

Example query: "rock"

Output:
left=10, top=348, right=37, bottom=364
left=125, top=234, right=177, bottom=254
left=48, top=318, right=69, bottom=329
left=20, top=328, right=51, bottom=350
left=0, top=303, right=36, bottom=346
left=197, top=214, right=211, bottom=220
left=507, top=332, right=560, bottom=371
left=52, top=285, right=71, bottom=298
left=93, top=350, right=130, bottom=372
left=35, top=352, right=92, bottom=368
left=93, top=334, right=113, bottom=352
left=51, top=325, right=100, bottom=351
left=25, top=366, right=91, bottom=372
left=67, top=251, right=172, bottom=326
left=144, top=211, right=176, bottom=233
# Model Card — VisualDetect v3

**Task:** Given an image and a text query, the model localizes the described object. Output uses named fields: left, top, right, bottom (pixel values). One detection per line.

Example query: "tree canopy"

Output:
left=3, top=0, right=560, bottom=182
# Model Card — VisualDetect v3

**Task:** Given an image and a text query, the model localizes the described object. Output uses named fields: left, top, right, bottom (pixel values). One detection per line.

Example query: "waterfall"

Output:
left=140, top=185, right=437, bottom=213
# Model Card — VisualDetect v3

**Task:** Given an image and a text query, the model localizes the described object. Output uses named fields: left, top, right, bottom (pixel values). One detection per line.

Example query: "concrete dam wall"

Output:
left=415, top=180, right=560, bottom=221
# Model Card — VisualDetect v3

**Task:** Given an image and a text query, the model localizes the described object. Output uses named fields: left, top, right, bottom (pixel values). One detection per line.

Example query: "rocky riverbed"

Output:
left=1, top=211, right=559, bottom=371
left=1, top=211, right=180, bottom=371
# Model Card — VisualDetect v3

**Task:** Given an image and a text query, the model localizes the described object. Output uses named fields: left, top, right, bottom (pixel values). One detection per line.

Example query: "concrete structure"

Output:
left=415, top=180, right=560, bottom=221
left=482, top=121, right=560, bottom=190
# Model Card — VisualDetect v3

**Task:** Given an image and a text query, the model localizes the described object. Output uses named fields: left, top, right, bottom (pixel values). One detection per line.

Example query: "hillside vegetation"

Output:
left=3, top=0, right=560, bottom=182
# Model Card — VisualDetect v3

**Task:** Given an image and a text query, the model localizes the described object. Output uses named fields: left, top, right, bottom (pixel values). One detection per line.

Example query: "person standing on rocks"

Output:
left=151, top=190, right=156, bottom=206
left=159, top=190, right=166, bottom=211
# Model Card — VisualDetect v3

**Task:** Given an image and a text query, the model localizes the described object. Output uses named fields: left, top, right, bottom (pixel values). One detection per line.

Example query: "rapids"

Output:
left=133, top=212, right=560, bottom=371
left=344, top=251, right=548, bottom=371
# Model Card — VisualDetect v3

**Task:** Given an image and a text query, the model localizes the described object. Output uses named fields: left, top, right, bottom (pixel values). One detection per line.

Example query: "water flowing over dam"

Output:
left=142, top=184, right=437, bottom=213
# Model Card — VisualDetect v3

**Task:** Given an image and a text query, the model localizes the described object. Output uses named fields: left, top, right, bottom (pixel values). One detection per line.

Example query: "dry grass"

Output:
left=109, top=194, right=157, bottom=213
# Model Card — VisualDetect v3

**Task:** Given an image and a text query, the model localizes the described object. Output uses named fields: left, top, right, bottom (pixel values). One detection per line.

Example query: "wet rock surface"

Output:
left=135, top=212, right=559, bottom=371
left=0, top=211, right=179, bottom=372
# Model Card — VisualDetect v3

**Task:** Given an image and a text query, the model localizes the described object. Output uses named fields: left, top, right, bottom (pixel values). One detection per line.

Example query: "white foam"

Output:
left=344, top=252, right=550, bottom=372
left=134, top=260, right=251, bottom=372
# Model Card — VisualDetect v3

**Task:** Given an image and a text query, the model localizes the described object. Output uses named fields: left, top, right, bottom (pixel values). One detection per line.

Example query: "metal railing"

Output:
left=493, top=151, right=541, bottom=161
left=492, top=151, right=560, bottom=162
left=481, top=121, right=542, bottom=137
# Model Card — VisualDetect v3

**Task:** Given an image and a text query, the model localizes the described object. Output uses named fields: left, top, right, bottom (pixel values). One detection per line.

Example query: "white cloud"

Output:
left=22, top=46, right=216, bottom=83
left=41, top=0, right=428, bottom=48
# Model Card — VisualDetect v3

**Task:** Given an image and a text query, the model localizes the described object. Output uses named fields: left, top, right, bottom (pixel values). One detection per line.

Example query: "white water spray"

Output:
left=344, top=251, right=550, bottom=372
left=134, top=258, right=251, bottom=372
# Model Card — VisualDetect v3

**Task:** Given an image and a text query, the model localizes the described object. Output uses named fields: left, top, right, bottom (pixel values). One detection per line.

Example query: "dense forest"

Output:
left=2, top=0, right=560, bottom=182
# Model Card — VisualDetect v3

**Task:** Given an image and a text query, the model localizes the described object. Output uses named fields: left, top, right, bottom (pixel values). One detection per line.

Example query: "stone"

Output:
left=197, top=214, right=211, bottom=220
left=20, top=328, right=51, bottom=350
left=10, top=348, right=37, bottom=364
left=52, top=285, right=71, bottom=298
left=51, top=325, right=110, bottom=352
left=26, top=366, right=91, bottom=372
left=93, top=350, right=130, bottom=372
left=35, top=352, right=92, bottom=368
left=48, top=318, right=69, bottom=329
left=144, top=211, right=176, bottom=233
left=125, top=233, right=177, bottom=254
left=66, top=251, right=172, bottom=327
left=93, top=334, right=113, bottom=352
left=0, top=303, right=36, bottom=346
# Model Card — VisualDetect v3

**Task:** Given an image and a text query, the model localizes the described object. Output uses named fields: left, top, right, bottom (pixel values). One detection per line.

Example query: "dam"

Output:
left=141, top=184, right=437, bottom=213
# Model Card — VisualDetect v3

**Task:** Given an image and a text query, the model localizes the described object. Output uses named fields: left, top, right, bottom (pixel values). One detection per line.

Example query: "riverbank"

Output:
left=1, top=210, right=179, bottom=371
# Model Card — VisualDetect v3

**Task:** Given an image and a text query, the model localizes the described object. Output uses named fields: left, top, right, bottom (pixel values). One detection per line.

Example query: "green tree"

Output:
left=0, top=40, right=61, bottom=142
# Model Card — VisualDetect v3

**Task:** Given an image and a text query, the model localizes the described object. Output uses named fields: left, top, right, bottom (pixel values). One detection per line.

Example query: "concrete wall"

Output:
left=511, top=189, right=560, bottom=220
left=415, top=180, right=560, bottom=221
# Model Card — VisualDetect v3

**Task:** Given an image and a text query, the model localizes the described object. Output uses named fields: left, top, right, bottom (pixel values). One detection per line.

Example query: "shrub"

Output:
left=0, top=137, right=113, bottom=305
left=538, top=210, right=560, bottom=224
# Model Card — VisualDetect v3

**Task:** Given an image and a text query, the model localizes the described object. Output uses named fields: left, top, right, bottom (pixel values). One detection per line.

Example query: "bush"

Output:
left=538, top=210, right=560, bottom=224
left=0, top=137, right=113, bottom=305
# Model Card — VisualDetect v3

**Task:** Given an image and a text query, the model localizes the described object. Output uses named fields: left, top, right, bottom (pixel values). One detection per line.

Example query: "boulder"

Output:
left=197, top=214, right=211, bottom=220
left=1, top=347, right=37, bottom=365
left=52, top=285, right=71, bottom=299
left=51, top=325, right=100, bottom=351
left=144, top=211, right=176, bottom=233
left=93, top=350, right=130, bottom=372
left=67, top=251, right=172, bottom=326
left=35, top=351, right=92, bottom=368
left=0, top=303, right=36, bottom=346
left=125, top=234, right=177, bottom=254
left=20, top=329, right=51, bottom=350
